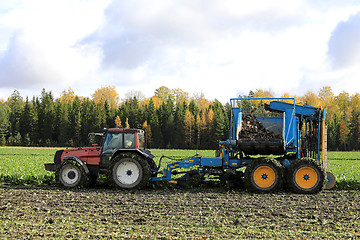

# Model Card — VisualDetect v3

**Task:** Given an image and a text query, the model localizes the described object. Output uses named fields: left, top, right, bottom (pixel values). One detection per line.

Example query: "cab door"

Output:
left=100, top=132, right=123, bottom=169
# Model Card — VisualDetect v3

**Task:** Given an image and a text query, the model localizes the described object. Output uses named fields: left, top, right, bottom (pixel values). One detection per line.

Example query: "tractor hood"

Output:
left=62, top=145, right=102, bottom=165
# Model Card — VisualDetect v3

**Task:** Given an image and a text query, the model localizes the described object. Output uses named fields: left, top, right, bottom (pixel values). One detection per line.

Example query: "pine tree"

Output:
left=8, top=90, right=23, bottom=140
left=80, top=98, right=102, bottom=145
left=158, top=98, right=175, bottom=148
left=189, top=99, right=199, bottom=117
left=328, top=113, right=340, bottom=150
left=146, top=99, right=162, bottom=148
left=30, top=97, right=40, bottom=145
left=104, top=100, right=114, bottom=128
left=70, top=96, right=82, bottom=146
left=173, top=102, right=186, bottom=148
left=54, top=100, right=69, bottom=146
left=164, top=113, right=174, bottom=148
left=125, top=97, right=143, bottom=128
left=0, top=101, right=10, bottom=145
left=19, top=97, right=34, bottom=144
left=211, top=100, right=227, bottom=149
left=348, top=110, right=360, bottom=150
left=38, top=89, right=55, bottom=145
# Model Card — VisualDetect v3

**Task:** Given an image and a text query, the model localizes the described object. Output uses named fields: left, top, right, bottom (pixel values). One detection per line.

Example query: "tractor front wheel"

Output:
left=57, top=162, right=88, bottom=188
left=109, top=156, right=151, bottom=190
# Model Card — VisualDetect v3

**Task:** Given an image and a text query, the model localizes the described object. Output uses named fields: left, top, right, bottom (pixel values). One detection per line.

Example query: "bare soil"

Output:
left=0, top=184, right=359, bottom=239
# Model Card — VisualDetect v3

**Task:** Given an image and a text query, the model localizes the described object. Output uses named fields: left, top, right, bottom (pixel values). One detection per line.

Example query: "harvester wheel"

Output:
left=56, top=161, right=88, bottom=188
left=325, top=171, right=336, bottom=190
left=287, top=158, right=326, bottom=194
left=245, top=158, right=283, bottom=192
left=108, top=155, right=151, bottom=190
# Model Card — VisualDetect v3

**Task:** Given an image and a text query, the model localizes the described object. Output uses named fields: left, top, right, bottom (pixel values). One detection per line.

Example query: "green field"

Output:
left=0, top=147, right=359, bottom=189
left=327, top=152, right=360, bottom=189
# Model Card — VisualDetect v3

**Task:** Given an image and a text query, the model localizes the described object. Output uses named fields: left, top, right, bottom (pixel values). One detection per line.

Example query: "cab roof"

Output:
left=104, top=128, right=143, bottom=133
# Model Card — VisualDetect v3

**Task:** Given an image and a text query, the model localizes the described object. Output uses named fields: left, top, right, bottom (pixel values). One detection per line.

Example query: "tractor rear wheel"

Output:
left=287, top=158, right=326, bottom=194
left=108, top=155, right=151, bottom=190
left=56, top=162, right=88, bottom=188
left=245, top=158, right=283, bottom=193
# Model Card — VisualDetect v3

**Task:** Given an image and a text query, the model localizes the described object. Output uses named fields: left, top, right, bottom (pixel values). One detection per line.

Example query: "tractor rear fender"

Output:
left=112, top=149, right=154, bottom=160
left=138, top=149, right=155, bottom=160
left=63, top=156, right=90, bottom=175
left=111, top=149, right=156, bottom=169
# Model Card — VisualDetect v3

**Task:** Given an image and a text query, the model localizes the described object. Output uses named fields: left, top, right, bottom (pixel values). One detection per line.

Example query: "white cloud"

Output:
left=0, top=0, right=108, bottom=97
left=327, top=12, right=360, bottom=68
left=1, top=0, right=360, bottom=102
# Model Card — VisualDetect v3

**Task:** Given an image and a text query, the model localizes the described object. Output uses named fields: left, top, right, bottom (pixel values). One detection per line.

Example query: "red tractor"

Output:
left=45, top=128, right=156, bottom=189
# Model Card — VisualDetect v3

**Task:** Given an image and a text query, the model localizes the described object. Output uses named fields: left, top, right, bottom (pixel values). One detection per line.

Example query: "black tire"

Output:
left=56, top=161, right=89, bottom=188
left=286, top=158, right=326, bottom=194
left=244, top=158, right=283, bottom=193
left=108, top=155, right=151, bottom=190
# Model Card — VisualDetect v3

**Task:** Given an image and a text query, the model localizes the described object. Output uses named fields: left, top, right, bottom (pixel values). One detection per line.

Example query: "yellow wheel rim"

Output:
left=253, top=165, right=276, bottom=188
left=295, top=166, right=319, bottom=189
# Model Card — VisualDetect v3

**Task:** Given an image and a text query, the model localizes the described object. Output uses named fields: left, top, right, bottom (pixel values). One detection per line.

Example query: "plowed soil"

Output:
left=0, top=185, right=359, bottom=239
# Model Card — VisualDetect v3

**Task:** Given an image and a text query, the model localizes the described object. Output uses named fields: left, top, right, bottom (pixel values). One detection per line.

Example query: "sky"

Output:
left=1, top=0, right=360, bottom=103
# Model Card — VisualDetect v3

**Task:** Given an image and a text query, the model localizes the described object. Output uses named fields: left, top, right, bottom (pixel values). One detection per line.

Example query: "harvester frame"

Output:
left=151, top=97, right=335, bottom=193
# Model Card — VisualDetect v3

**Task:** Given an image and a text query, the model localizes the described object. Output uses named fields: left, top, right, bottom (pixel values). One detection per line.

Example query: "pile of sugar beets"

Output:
left=239, top=114, right=279, bottom=139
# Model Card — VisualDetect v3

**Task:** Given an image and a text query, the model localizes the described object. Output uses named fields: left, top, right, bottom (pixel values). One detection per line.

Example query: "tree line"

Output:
left=0, top=86, right=359, bottom=151
left=0, top=86, right=229, bottom=149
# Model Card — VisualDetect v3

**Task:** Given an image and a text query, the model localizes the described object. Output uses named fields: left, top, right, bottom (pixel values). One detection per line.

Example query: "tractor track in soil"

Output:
left=0, top=184, right=359, bottom=239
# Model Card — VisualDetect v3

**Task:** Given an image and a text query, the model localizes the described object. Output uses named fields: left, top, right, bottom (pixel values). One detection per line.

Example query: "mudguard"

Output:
left=63, top=156, right=90, bottom=174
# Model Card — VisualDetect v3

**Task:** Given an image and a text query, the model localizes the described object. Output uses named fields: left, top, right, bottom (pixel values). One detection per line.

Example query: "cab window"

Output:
left=124, top=133, right=135, bottom=149
left=102, top=132, right=123, bottom=154
left=138, top=133, right=145, bottom=149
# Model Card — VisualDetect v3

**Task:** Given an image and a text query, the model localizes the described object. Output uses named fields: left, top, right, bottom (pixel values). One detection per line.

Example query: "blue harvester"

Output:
left=152, top=98, right=336, bottom=193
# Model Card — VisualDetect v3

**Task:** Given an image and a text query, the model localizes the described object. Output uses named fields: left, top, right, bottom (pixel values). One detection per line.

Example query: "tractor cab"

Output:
left=102, top=129, right=144, bottom=153
left=99, top=128, right=146, bottom=169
